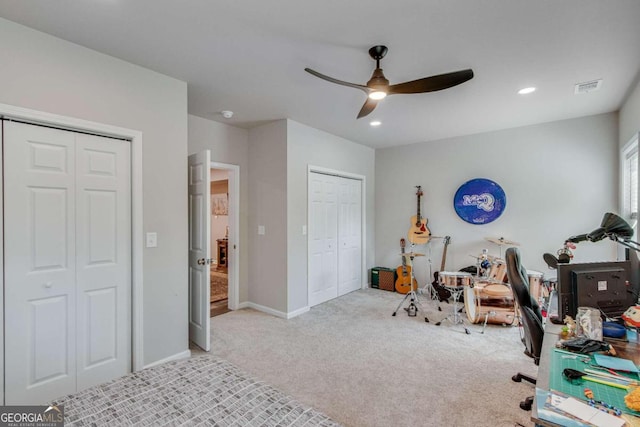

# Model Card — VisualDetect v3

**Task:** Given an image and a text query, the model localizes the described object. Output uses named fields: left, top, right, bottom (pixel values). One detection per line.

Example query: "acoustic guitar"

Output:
left=407, top=186, right=431, bottom=245
left=395, top=238, right=418, bottom=294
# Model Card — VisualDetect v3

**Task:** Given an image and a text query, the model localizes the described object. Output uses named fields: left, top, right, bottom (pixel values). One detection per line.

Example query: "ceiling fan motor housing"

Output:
left=367, top=68, right=389, bottom=90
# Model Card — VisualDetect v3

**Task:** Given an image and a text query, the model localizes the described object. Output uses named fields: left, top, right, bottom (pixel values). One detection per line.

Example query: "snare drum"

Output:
left=487, top=259, right=508, bottom=283
left=438, top=271, right=473, bottom=289
left=527, top=270, right=546, bottom=302
left=464, top=281, right=516, bottom=325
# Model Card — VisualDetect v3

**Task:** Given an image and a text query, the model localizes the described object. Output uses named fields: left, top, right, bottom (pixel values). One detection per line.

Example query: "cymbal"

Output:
left=400, top=252, right=425, bottom=257
left=469, top=253, right=499, bottom=261
left=485, top=237, right=520, bottom=246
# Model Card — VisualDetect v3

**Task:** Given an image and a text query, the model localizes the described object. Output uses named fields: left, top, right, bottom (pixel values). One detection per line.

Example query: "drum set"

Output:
left=394, top=236, right=545, bottom=334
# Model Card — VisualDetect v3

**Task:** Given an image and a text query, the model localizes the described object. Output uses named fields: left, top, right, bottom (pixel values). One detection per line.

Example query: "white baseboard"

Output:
left=286, top=306, right=310, bottom=319
left=237, top=301, right=250, bottom=310
left=241, top=302, right=309, bottom=319
left=245, top=302, right=288, bottom=318
left=143, top=349, right=191, bottom=369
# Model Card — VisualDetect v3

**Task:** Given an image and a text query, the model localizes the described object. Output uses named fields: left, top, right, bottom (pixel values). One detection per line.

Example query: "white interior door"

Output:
left=4, top=123, right=77, bottom=404
left=338, top=178, right=362, bottom=296
left=309, top=173, right=338, bottom=306
left=3, top=121, right=131, bottom=404
left=188, top=151, right=211, bottom=351
left=75, top=133, right=131, bottom=390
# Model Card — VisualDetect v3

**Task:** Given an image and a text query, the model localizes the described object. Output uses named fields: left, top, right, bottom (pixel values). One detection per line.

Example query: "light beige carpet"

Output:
left=209, top=288, right=535, bottom=427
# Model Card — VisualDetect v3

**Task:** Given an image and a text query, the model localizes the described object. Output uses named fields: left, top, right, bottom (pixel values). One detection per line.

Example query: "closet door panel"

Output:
left=75, top=134, right=131, bottom=390
left=338, top=178, right=362, bottom=296
left=308, top=173, right=338, bottom=306
left=4, top=122, right=77, bottom=404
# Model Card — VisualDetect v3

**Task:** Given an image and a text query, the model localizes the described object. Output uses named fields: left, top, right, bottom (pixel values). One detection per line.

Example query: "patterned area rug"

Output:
left=210, top=270, right=228, bottom=302
left=53, top=356, right=341, bottom=426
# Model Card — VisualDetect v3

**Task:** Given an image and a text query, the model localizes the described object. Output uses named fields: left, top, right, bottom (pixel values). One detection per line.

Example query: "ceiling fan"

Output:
left=305, top=45, right=474, bottom=119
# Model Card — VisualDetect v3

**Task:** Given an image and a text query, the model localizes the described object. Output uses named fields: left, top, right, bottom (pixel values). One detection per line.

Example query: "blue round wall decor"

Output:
left=453, top=178, right=506, bottom=224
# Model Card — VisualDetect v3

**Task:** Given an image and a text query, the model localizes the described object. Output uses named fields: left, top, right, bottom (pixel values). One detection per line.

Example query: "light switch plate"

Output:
left=258, top=225, right=265, bottom=235
left=146, top=232, right=158, bottom=248
left=302, top=225, right=307, bottom=235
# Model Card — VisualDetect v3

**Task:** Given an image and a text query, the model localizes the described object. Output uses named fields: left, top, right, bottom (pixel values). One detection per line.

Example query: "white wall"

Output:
left=0, top=18, right=189, bottom=365
left=620, top=75, right=640, bottom=147
left=375, top=113, right=619, bottom=285
left=188, top=115, right=250, bottom=302
left=248, top=120, right=289, bottom=312
left=619, top=76, right=640, bottom=278
left=191, top=117, right=375, bottom=315
left=287, top=120, right=375, bottom=312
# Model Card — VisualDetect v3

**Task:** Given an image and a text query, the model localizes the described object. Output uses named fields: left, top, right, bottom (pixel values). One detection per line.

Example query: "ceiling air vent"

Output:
left=575, top=79, right=602, bottom=94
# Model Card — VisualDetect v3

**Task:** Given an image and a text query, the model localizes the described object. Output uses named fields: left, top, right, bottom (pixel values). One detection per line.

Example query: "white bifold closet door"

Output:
left=309, top=172, right=362, bottom=307
left=3, top=121, right=131, bottom=405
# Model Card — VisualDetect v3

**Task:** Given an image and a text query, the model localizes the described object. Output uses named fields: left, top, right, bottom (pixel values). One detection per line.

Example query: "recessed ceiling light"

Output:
left=518, top=87, right=536, bottom=95
left=370, top=121, right=381, bottom=127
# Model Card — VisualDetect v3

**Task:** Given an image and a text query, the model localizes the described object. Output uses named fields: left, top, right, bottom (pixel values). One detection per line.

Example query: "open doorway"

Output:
left=210, top=168, right=230, bottom=317
left=188, top=153, right=239, bottom=350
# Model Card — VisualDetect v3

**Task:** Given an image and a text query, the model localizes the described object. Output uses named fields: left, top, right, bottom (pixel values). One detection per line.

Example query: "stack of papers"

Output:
left=552, top=394, right=625, bottom=427
left=538, top=389, right=627, bottom=427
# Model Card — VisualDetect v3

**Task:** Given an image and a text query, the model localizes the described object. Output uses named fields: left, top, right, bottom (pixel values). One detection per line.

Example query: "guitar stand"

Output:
left=420, top=241, right=441, bottom=303
left=392, top=254, right=429, bottom=322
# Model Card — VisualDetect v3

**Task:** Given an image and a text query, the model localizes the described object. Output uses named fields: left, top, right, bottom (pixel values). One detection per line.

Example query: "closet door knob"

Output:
left=44, top=281, right=53, bottom=288
left=197, top=258, right=206, bottom=265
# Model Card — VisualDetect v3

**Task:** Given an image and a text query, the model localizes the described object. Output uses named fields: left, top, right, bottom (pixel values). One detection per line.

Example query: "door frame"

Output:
left=0, top=103, right=145, bottom=404
left=210, top=161, right=240, bottom=311
left=307, top=166, right=366, bottom=306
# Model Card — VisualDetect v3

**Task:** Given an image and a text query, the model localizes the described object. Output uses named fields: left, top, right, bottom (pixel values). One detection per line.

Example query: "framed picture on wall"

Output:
left=211, top=193, right=228, bottom=216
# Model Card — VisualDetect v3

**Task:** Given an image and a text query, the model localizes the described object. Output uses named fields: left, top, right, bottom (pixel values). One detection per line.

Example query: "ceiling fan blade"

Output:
left=305, top=68, right=369, bottom=93
left=357, top=98, right=378, bottom=119
left=388, top=69, right=474, bottom=95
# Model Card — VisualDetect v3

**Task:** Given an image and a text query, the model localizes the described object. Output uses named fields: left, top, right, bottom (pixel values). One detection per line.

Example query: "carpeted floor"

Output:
left=208, top=288, right=535, bottom=427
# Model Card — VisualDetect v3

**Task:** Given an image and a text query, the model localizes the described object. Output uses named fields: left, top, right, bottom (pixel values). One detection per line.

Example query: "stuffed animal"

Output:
left=564, top=315, right=576, bottom=336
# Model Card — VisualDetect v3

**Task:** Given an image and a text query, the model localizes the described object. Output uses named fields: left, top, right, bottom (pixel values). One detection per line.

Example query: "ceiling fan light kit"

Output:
left=305, top=45, right=474, bottom=119
left=369, top=91, right=387, bottom=100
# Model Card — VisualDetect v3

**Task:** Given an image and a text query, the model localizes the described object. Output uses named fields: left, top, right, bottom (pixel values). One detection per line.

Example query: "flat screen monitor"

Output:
left=557, top=261, right=633, bottom=320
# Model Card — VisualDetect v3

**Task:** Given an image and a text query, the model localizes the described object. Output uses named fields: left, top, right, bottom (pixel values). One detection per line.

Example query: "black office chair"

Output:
left=505, top=247, right=544, bottom=411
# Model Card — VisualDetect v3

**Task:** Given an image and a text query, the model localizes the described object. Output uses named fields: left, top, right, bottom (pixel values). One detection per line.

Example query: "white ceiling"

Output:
left=1, top=0, right=639, bottom=149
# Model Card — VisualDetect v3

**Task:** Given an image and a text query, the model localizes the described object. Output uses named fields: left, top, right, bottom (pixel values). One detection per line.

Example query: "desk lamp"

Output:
left=562, top=212, right=635, bottom=248
left=544, top=212, right=637, bottom=267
